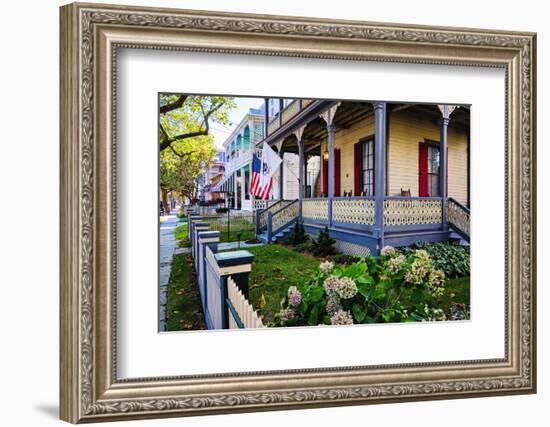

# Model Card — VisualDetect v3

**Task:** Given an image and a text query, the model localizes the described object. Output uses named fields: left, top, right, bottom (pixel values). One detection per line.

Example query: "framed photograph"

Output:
left=60, top=2, right=537, bottom=423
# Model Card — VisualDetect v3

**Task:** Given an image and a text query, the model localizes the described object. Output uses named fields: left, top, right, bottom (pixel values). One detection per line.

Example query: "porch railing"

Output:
left=384, top=197, right=442, bottom=226
left=332, top=197, right=375, bottom=225
left=301, top=198, right=329, bottom=221
left=267, top=199, right=299, bottom=242
left=256, top=199, right=291, bottom=234
left=446, top=197, right=470, bottom=241
left=266, top=99, right=316, bottom=136
left=281, top=99, right=300, bottom=125
left=254, top=198, right=278, bottom=211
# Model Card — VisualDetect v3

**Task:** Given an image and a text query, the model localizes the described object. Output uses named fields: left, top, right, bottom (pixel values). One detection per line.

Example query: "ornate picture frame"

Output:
left=59, top=2, right=536, bottom=423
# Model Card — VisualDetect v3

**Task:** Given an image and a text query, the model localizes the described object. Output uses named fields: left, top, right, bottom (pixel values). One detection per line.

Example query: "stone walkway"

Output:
left=159, top=208, right=181, bottom=332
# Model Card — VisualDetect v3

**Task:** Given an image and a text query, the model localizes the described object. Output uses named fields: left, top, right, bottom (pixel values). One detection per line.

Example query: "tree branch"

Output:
left=168, top=144, right=198, bottom=159
left=160, top=95, right=188, bottom=114
left=159, top=100, right=225, bottom=152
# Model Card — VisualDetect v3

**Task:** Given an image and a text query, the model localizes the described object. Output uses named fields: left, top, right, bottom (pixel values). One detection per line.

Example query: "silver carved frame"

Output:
left=59, top=2, right=537, bottom=423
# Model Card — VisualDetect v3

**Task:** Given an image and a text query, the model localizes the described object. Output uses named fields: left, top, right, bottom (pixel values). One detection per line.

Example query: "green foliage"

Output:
left=294, top=241, right=314, bottom=253
left=215, top=207, right=229, bottom=214
left=286, top=219, right=309, bottom=245
left=327, top=253, right=362, bottom=265
left=399, top=241, right=470, bottom=278
left=311, top=226, right=336, bottom=257
left=273, top=246, right=470, bottom=327
left=159, top=95, right=237, bottom=200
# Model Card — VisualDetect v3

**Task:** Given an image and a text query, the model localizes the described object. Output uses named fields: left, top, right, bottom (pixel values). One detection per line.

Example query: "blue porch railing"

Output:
left=255, top=199, right=292, bottom=235
left=266, top=199, right=299, bottom=242
left=260, top=195, right=470, bottom=250
left=446, top=197, right=470, bottom=242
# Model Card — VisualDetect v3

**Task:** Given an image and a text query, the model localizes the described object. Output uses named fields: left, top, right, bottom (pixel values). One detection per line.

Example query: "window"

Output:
left=427, top=145, right=440, bottom=196
left=362, top=139, right=374, bottom=196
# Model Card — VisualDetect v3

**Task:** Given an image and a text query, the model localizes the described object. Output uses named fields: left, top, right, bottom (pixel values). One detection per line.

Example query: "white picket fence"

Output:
left=227, top=277, right=264, bottom=329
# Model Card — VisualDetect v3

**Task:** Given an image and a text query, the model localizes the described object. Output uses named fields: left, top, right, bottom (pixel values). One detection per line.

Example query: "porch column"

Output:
left=279, top=150, right=284, bottom=200
left=327, top=124, right=336, bottom=227
left=294, top=126, right=306, bottom=218
left=233, top=171, right=238, bottom=210
left=373, top=101, right=387, bottom=250
left=320, top=103, right=341, bottom=228
left=294, top=126, right=306, bottom=200
left=304, top=155, right=309, bottom=198
left=438, top=104, right=456, bottom=230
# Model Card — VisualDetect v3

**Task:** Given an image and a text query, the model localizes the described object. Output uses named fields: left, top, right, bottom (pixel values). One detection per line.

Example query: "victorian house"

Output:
left=254, top=98, right=470, bottom=256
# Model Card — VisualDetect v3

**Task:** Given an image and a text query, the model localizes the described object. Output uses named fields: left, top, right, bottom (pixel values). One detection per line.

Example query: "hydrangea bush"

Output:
left=272, top=246, right=448, bottom=327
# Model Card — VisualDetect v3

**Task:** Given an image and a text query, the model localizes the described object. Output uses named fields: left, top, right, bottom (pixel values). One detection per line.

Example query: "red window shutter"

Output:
left=354, top=142, right=362, bottom=196
left=418, top=143, right=429, bottom=197
left=322, top=158, right=328, bottom=196
left=335, top=149, right=341, bottom=197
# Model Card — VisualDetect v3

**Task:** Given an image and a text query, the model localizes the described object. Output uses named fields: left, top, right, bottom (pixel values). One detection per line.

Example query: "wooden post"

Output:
left=327, top=124, right=335, bottom=227
left=438, top=104, right=456, bottom=230
left=373, top=101, right=387, bottom=251
left=279, top=150, right=284, bottom=200
left=214, top=250, right=255, bottom=329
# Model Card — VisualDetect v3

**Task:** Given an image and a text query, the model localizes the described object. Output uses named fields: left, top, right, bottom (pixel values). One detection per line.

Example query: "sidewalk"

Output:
left=159, top=208, right=181, bottom=331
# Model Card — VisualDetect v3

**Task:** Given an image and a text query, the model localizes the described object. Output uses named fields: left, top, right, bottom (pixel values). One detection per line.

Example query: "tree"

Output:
left=158, top=94, right=236, bottom=212
left=160, top=134, right=217, bottom=211
left=159, top=94, right=236, bottom=155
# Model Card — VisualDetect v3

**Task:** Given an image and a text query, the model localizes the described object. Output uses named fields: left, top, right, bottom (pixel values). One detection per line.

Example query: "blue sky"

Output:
left=209, top=97, right=264, bottom=149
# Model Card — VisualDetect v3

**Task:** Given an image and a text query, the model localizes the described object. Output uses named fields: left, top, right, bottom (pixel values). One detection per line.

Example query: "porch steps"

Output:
left=257, top=225, right=293, bottom=243
left=449, top=231, right=470, bottom=247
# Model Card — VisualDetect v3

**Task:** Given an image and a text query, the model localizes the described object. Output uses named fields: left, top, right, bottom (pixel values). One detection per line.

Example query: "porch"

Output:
left=254, top=98, right=470, bottom=254
left=255, top=196, right=469, bottom=256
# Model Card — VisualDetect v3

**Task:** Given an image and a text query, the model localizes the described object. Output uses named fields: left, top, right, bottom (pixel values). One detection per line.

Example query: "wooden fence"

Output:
left=188, top=210, right=264, bottom=330
left=227, top=277, right=264, bottom=329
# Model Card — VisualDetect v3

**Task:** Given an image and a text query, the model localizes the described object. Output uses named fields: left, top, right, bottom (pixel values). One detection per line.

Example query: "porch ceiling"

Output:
left=280, top=101, right=375, bottom=154
left=275, top=101, right=469, bottom=155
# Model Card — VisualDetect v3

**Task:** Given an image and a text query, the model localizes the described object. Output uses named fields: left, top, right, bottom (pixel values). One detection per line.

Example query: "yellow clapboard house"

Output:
left=253, top=99, right=470, bottom=256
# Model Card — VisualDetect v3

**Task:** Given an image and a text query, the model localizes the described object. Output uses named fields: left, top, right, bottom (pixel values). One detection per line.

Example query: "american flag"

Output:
left=250, top=154, right=272, bottom=200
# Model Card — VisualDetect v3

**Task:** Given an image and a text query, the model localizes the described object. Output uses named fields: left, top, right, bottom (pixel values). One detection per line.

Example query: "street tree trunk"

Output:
left=161, top=188, right=170, bottom=215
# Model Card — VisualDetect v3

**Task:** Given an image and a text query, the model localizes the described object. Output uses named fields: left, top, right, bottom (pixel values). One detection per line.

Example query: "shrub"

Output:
left=311, top=227, right=336, bottom=257
left=215, top=207, right=229, bottom=214
left=294, top=241, right=313, bottom=253
left=328, top=253, right=362, bottom=265
left=399, top=241, right=469, bottom=278
left=272, top=246, right=450, bottom=327
left=286, top=219, right=308, bottom=245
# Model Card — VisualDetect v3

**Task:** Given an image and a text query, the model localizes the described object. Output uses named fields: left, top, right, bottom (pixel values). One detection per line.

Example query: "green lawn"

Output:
left=202, top=216, right=256, bottom=243
left=165, top=254, right=206, bottom=331
left=175, top=217, right=255, bottom=245
left=244, top=244, right=320, bottom=323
